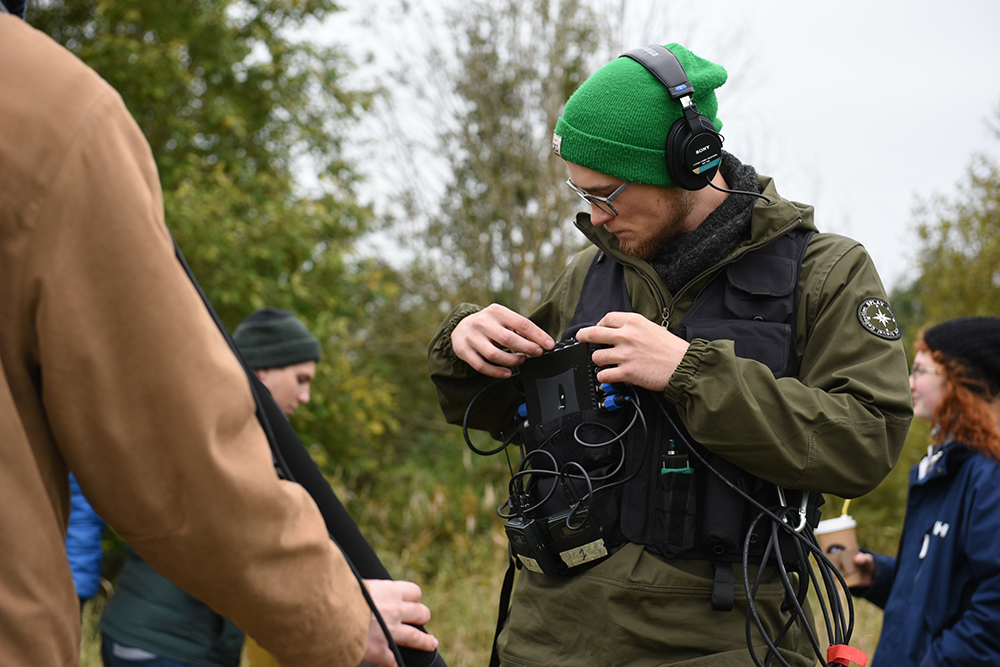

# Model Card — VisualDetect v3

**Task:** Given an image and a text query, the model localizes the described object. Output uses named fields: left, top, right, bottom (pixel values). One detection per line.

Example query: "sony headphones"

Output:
left=620, top=45, right=723, bottom=191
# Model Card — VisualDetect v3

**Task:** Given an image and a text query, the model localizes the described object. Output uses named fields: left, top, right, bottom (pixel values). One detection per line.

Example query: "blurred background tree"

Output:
left=28, top=0, right=400, bottom=476
left=908, top=117, right=1000, bottom=324
left=414, top=0, right=600, bottom=313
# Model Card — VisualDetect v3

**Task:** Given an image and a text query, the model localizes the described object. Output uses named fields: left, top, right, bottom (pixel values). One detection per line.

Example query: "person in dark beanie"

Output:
left=97, top=308, right=321, bottom=667
left=234, top=308, right=320, bottom=667
left=1, top=5, right=434, bottom=666
left=852, top=316, right=1000, bottom=666
left=428, top=42, right=912, bottom=666
left=98, top=307, right=433, bottom=667
left=234, top=307, right=323, bottom=417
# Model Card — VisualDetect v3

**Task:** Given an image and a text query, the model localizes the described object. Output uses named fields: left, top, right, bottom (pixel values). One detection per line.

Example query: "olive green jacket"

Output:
left=429, top=174, right=912, bottom=500
left=428, top=175, right=912, bottom=666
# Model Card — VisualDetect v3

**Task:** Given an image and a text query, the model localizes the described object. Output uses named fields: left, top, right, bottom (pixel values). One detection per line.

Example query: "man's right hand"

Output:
left=451, top=304, right=554, bottom=378
left=852, top=551, right=876, bottom=588
left=361, top=579, right=438, bottom=667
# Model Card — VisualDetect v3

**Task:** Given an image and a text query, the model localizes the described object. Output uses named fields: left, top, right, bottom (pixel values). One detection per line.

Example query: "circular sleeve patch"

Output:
left=857, top=298, right=900, bottom=339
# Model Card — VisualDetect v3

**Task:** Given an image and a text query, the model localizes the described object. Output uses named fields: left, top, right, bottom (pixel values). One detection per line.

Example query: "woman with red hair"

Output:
left=852, top=316, right=1000, bottom=666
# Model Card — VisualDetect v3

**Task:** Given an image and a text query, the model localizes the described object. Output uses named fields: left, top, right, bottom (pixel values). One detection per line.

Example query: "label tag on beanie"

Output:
left=551, top=132, right=563, bottom=158
left=857, top=298, right=900, bottom=340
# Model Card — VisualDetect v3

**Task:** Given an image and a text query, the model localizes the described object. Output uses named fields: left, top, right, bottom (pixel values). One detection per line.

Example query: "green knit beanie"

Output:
left=232, top=307, right=322, bottom=370
left=552, top=43, right=727, bottom=187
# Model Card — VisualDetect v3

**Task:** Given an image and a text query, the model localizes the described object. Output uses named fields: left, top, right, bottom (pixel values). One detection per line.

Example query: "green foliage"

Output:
left=29, top=0, right=368, bottom=192
left=29, top=0, right=399, bottom=472
left=79, top=596, right=105, bottom=667
left=902, top=105, right=1000, bottom=327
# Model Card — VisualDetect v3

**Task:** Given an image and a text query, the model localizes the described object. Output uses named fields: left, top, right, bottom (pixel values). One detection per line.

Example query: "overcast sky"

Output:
left=311, top=0, right=1000, bottom=294
left=684, top=0, right=1000, bottom=292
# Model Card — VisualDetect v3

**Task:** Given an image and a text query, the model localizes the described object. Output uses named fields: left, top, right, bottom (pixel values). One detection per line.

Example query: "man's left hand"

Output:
left=576, top=312, right=689, bottom=392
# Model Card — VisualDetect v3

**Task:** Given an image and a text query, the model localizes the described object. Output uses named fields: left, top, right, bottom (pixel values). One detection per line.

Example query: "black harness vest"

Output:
left=518, top=228, right=820, bottom=608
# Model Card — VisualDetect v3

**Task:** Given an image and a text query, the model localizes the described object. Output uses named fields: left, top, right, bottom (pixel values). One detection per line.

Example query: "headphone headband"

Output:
left=618, top=44, right=722, bottom=190
left=620, top=45, right=695, bottom=103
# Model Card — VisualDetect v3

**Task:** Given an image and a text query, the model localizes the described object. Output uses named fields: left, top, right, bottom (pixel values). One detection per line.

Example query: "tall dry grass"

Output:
left=79, top=426, right=911, bottom=667
left=80, top=530, right=885, bottom=667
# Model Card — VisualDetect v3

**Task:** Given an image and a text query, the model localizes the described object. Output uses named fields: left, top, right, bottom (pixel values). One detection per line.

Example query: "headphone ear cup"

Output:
left=665, top=116, right=722, bottom=191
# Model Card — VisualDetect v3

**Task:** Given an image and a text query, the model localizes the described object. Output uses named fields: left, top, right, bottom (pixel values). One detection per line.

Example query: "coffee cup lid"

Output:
left=815, top=515, right=857, bottom=533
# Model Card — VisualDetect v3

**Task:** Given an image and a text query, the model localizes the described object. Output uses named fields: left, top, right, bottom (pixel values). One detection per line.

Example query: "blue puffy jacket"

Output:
left=858, top=442, right=1000, bottom=666
left=65, top=473, right=106, bottom=600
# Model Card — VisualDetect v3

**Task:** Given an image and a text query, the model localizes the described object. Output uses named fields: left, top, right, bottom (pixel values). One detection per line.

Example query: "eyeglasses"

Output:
left=910, top=364, right=943, bottom=378
left=566, top=178, right=630, bottom=216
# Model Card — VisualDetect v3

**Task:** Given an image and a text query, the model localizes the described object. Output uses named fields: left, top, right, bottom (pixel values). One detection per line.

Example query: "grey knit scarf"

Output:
left=649, top=152, right=760, bottom=294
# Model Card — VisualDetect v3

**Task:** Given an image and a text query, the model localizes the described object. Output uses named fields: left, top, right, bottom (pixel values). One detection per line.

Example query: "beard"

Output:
left=618, top=235, right=663, bottom=261
left=616, top=189, right=696, bottom=261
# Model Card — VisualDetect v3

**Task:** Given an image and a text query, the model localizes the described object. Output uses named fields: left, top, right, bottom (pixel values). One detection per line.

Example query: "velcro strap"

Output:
left=711, top=561, right=735, bottom=611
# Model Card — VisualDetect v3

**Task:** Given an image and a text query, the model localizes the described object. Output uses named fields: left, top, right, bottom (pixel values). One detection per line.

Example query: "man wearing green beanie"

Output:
left=429, top=42, right=913, bottom=666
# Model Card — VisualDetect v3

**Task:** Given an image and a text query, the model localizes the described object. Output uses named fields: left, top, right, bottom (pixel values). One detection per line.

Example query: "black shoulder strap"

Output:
left=489, top=552, right=519, bottom=667
left=172, top=239, right=446, bottom=667
left=562, top=251, right=631, bottom=340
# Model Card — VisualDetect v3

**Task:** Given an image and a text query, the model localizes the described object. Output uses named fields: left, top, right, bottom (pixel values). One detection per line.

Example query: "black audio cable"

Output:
left=654, top=396, right=853, bottom=667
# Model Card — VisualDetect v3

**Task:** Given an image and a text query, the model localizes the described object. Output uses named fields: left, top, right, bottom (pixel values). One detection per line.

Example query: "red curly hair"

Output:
left=915, top=337, right=1000, bottom=460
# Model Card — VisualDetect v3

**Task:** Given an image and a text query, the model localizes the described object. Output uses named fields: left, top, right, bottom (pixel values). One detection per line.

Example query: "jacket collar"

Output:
left=913, top=441, right=975, bottom=485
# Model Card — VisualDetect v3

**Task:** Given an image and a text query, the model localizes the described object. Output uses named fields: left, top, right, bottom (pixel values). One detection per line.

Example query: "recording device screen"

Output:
left=517, top=339, right=601, bottom=425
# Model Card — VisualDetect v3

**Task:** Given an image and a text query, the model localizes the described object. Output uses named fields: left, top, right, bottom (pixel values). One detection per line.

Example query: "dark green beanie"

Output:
left=232, top=307, right=322, bottom=370
left=552, top=43, right=727, bottom=187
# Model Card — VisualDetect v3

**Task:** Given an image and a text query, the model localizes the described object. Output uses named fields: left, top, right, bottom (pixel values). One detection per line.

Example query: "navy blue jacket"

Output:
left=858, top=442, right=1000, bottom=666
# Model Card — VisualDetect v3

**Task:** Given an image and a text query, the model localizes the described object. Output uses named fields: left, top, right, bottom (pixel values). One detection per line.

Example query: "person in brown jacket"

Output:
left=0, top=4, right=437, bottom=666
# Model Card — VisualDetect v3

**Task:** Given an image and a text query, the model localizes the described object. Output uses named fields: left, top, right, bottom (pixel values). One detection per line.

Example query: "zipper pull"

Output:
left=660, top=307, right=670, bottom=328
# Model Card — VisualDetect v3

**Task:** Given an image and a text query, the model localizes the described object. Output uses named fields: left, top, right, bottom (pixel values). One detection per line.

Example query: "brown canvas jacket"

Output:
left=0, top=16, right=368, bottom=666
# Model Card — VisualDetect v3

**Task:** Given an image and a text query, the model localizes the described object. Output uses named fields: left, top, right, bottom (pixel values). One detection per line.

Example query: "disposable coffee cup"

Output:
left=815, top=515, right=861, bottom=587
